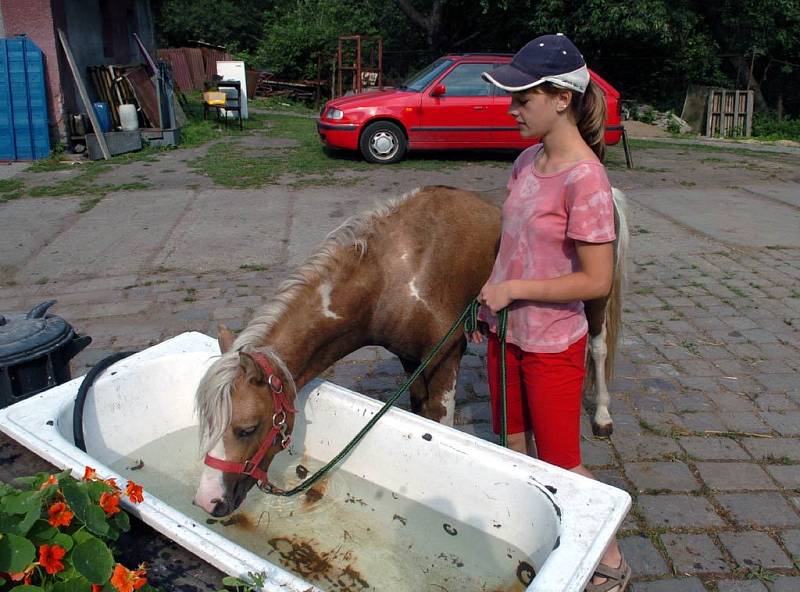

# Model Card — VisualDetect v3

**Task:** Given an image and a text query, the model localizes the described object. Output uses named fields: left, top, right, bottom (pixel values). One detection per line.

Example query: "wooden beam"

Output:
left=57, top=28, right=110, bottom=160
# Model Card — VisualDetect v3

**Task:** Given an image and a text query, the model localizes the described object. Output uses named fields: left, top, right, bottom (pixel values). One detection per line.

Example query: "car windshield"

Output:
left=398, top=58, right=453, bottom=92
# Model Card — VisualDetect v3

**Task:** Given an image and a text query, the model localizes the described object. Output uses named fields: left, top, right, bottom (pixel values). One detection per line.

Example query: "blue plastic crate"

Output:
left=0, top=37, right=51, bottom=161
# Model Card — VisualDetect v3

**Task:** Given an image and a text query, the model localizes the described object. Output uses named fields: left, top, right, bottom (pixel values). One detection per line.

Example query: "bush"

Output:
left=0, top=467, right=155, bottom=591
left=751, top=113, right=800, bottom=140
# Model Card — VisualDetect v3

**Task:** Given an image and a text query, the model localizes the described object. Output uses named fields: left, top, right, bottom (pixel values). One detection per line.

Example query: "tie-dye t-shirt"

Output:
left=479, top=144, right=616, bottom=353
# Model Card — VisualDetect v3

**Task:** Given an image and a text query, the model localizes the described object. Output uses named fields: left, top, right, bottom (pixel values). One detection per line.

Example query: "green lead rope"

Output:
left=277, top=298, right=508, bottom=496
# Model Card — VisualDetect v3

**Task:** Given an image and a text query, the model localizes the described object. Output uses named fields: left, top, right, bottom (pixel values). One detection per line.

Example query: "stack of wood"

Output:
left=88, top=65, right=154, bottom=129
left=253, top=71, right=322, bottom=101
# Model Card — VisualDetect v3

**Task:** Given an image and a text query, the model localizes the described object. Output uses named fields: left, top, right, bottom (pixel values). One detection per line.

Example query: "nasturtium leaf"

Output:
left=52, top=532, right=74, bottom=551
left=222, top=576, right=248, bottom=586
left=60, top=480, right=90, bottom=521
left=28, top=520, right=57, bottom=543
left=0, top=531, right=36, bottom=572
left=84, top=504, right=110, bottom=536
left=14, top=504, right=41, bottom=536
left=113, top=510, right=130, bottom=532
left=11, top=585, right=44, bottom=592
left=52, top=575, right=92, bottom=592
left=72, top=537, right=114, bottom=584
left=4, top=490, right=40, bottom=515
left=71, top=530, right=94, bottom=545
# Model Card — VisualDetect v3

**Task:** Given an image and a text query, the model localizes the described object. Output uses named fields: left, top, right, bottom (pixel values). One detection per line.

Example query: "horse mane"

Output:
left=195, top=187, right=422, bottom=453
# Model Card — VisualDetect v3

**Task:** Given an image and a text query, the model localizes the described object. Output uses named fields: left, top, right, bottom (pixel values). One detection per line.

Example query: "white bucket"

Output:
left=118, top=104, right=139, bottom=131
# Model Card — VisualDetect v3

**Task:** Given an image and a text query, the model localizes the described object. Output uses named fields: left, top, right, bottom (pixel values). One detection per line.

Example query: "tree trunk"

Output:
left=393, top=0, right=447, bottom=51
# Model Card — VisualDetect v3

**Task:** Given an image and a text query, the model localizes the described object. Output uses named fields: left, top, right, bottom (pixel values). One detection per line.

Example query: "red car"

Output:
left=317, top=53, right=623, bottom=164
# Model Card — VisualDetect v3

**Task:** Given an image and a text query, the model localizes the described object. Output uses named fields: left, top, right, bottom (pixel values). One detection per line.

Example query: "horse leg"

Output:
left=589, top=323, right=614, bottom=436
left=399, top=357, right=431, bottom=417
left=400, top=340, right=464, bottom=426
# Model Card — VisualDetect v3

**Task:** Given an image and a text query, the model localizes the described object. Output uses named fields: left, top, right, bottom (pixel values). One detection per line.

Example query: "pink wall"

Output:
left=1, top=0, right=68, bottom=141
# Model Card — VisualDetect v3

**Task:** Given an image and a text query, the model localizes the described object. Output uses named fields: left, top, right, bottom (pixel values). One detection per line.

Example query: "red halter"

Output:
left=203, top=352, right=298, bottom=494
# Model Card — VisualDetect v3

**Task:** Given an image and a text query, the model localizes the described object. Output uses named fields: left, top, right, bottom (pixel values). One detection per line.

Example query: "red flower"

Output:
left=125, top=481, right=144, bottom=504
left=47, top=501, right=74, bottom=528
left=105, top=477, right=120, bottom=491
left=99, top=491, right=121, bottom=516
left=39, top=543, right=66, bottom=575
left=83, top=466, right=98, bottom=481
left=110, top=563, right=147, bottom=592
left=39, top=474, right=58, bottom=490
left=9, top=567, right=33, bottom=584
left=92, top=585, right=103, bottom=592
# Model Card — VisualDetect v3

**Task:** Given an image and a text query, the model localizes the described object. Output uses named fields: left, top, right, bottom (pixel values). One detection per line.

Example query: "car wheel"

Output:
left=359, top=121, right=407, bottom=164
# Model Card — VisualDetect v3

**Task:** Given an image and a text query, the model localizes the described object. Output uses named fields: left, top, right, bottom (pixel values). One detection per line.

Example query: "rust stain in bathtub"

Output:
left=267, top=535, right=369, bottom=591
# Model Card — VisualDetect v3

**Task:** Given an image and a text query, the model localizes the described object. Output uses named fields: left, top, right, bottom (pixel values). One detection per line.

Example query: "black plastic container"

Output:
left=0, top=300, right=91, bottom=407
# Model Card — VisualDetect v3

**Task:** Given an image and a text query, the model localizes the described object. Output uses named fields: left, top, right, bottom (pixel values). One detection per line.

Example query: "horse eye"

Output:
left=235, top=425, right=258, bottom=438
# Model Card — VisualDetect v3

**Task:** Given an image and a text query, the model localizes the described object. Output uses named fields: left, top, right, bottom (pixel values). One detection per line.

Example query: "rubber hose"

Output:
left=73, top=351, right=137, bottom=452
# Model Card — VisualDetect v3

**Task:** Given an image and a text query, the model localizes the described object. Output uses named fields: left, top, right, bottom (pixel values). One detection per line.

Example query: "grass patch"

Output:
left=0, top=178, right=24, bottom=202
left=628, top=138, right=791, bottom=158
left=239, top=263, right=269, bottom=272
left=251, top=96, right=317, bottom=115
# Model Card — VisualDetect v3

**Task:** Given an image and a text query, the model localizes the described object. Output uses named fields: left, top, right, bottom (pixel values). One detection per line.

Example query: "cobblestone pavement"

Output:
left=1, top=140, right=799, bottom=591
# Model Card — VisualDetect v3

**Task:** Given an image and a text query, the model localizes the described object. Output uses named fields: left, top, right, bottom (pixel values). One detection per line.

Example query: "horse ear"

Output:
left=218, top=324, right=235, bottom=353
left=238, top=352, right=266, bottom=385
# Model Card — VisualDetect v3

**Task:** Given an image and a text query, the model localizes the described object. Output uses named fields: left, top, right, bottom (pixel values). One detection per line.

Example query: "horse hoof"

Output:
left=592, top=422, right=614, bottom=438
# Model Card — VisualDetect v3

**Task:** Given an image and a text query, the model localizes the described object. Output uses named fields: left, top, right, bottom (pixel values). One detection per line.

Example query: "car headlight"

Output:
left=326, top=108, right=344, bottom=120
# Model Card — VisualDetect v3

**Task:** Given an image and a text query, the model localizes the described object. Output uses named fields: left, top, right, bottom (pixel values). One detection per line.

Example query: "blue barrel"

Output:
left=0, top=37, right=51, bottom=160
left=92, top=102, right=112, bottom=133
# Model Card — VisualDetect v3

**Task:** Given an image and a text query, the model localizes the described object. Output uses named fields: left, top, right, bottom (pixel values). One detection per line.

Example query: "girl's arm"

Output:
left=479, top=241, right=614, bottom=313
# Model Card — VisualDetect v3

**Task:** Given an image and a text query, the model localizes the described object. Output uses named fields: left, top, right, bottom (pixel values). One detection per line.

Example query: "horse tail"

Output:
left=605, top=187, right=629, bottom=380
left=584, top=187, right=629, bottom=394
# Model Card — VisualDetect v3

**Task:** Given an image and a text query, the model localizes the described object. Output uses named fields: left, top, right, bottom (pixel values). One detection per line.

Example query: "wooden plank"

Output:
left=57, top=28, right=110, bottom=159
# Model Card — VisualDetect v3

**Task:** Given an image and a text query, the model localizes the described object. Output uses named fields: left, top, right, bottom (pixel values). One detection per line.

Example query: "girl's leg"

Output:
left=486, top=333, right=532, bottom=445
left=506, top=430, right=536, bottom=456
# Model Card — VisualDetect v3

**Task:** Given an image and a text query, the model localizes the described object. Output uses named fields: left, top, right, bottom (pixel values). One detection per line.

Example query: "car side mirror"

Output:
left=430, top=84, right=446, bottom=97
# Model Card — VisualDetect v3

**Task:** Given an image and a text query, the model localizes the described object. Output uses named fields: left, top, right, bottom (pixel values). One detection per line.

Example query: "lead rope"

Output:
left=276, top=299, right=508, bottom=496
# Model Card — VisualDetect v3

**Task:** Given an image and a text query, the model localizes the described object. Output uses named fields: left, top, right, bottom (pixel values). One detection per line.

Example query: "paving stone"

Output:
left=707, top=391, right=759, bottom=411
left=779, top=529, right=800, bottom=558
left=773, top=576, right=800, bottom=592
left=716, top=492, right=800, bottom=527
left=760, top=411, right=800, bottom=436
left=754, top=373, right=800, bottom=394
left=679, top=411, right=728, bottom=432
left=611, top=434, right=683, bottom=461
left=718, top=532, right=793, bottom=569
left=722, top=412, right=771, bottom=434
left=661, top=532, right=729, bottom=573
left=637, top=494, right=725, bottom=528
left=454, top=401, right=491, bottom=425
left=361, top=375, right=400, bottom=393
left=339, top=347, right=377, bottom=362
left=625, top=461, right=700, bottom=493
left=696, top=462, right=777, bottom=490
left=580, top=439, right=616, bottom=467
left=754, top=394, right=798, bottom=412
left=617, top=534, right=668, bottom=577
left=715, top=580, right=769, bottom=592
left=740, top=438, right=800, bottom=462
left=632, top=577, right=706, bottom=592
left=765, top=465, right=800, bottom=489
left=679, top=436, right=749, bottom=460
left=593, top=468, right=630, bottom=492
left=669, top=394, right=715, bottom=413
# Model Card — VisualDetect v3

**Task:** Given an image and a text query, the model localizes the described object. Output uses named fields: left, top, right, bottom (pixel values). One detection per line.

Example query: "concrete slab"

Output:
left=742, top=182, right=800, bottom=209
left=17, top=190, right=195, bottom=282
left=0, top=161, right=30, bottom=180
left=628, top=188, right=800, bottom=248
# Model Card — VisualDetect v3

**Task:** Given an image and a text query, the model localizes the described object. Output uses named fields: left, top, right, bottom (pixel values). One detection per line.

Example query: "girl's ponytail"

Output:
left=574, top=80, right=607, bottom=162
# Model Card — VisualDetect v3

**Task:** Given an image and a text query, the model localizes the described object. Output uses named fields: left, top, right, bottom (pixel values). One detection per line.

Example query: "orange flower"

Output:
left=105, top=477, right=120, bottom=491
left=92, top=585, right=103, bottom=592
left=9, top=566, right=33, bottom=583
left=125, top=481, right=144, bottom=504
left=39, top=474, right=58, bottom=490
left=39, top=543, right=66, bottom=575
left=99, top=491, right=121, bottom=515
left=110, top=563, right=147, bottom=592
left=47, top=501, right=74, bottom=528
left=83, top=466, right=98, bottom=480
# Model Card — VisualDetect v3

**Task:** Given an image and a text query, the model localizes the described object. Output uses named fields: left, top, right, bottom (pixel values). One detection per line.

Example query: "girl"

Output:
left=472, top=34, right=630, bottom=592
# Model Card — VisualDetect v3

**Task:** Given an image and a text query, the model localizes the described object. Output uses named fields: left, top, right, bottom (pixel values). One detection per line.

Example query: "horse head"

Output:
left=193, top=326, right=297, bottom=516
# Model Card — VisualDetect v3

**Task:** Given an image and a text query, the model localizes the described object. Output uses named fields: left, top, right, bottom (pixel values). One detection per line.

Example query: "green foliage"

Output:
left=751, top=113, right=800, bottom=140
left=0, top=469, right=151, bottom=591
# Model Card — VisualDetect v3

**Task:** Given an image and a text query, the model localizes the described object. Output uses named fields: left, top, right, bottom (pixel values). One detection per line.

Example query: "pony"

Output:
left=193, top=185, right=628, bottom=516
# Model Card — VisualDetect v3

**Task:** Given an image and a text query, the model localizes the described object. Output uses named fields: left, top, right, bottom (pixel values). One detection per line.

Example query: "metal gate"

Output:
left=0, top=36, right=50, bottom=161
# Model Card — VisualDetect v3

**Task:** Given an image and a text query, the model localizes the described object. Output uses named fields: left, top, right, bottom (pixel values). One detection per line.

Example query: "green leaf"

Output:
left=86, top=481, right=113, bottom=502
left=113, top=511, right=130, bottom=532
left=12, top=586, right=44, bottom=592
left=0, top=532, right=36, bottom=572
left=72, top=537, right=114, bottom=584
left=14, top=504, right=41, bottom=536
left=84, top=504, right=110, bottom=537
left=71, top=530, right=94, bottom=545
left=4, top=490, right=40, bottom=515
left=0, top=482, right=17, bottom=498
left=28, top=520, right=57, bottom=543
left=52, top=575, right=92, bottom=592
left=104, top=523, right=119, bottom=541
left=222, top=576, right=248, bottom=586
left=61, top=480, right=91, bottom=522
left=53, top=532, right=74, bottom=551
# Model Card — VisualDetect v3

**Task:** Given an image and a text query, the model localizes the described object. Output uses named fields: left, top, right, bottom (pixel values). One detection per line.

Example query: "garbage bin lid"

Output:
left=0, top=301, right=74, bottom=366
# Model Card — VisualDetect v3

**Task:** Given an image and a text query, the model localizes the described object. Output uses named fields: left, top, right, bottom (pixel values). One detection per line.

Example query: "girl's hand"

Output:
left=467, top=330, right=484, bottom=344
left=479, top=281, right=514, bottom=314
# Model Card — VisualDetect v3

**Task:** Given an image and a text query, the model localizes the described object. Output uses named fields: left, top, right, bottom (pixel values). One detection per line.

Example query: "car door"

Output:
left=417, top=62, right=494, bottom=146
left=490, top=77, right=535, bottom=148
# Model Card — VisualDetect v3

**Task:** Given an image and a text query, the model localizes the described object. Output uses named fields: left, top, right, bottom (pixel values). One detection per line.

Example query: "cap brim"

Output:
left=481, top=64, right=544, bottom=92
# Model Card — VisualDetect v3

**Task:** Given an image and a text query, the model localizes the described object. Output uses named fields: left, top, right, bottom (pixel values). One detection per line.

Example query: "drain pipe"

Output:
left=73, top=351, right=136, bottom=452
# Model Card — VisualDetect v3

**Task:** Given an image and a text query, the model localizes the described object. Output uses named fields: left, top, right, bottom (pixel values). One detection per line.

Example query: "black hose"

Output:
left=73, top=351, right=137, bottom=452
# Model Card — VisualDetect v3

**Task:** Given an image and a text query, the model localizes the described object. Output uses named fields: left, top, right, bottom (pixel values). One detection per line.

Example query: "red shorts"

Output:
left=486, top=332, right=587, bottom=469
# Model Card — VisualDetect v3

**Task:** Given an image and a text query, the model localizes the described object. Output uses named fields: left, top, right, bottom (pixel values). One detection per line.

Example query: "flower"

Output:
left=125, top=481, right=144, bottom=504
left=105, top=477, right=120, bottom=491
left=83, top=466, right=98, bottom=481
left=39, top=543, right=66, bottom=575
left=99, top=491, right=121, bottom=516
left=47, top=501, right=74, bottom=528
left=39, top=474, right=58, bottom=490
left=9, top=566, right=34, bottom=584
left=110, top=563, right=147, bottom=592
left=92, top=585, right=103, bottom=592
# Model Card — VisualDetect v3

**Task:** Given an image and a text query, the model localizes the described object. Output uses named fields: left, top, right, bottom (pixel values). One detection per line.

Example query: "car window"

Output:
left=400, top=58, right=454, bottom=92
left=439, top=63, right=492, bottom=97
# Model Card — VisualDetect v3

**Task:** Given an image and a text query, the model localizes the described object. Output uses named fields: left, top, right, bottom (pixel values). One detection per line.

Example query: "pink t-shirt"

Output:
left=479, top=144, right=616, bottom=353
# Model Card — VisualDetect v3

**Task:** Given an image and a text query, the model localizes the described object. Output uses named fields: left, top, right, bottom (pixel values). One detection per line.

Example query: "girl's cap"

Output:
left=482, top=33, right=589, bottom=94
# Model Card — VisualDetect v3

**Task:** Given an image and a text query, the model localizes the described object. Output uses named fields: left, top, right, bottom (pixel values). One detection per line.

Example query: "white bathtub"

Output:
left=0, top=332, right=630, bottom=592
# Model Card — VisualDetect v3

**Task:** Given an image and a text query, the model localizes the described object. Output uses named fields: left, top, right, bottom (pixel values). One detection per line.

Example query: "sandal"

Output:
left=585, top=554, right=631, bottom=592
